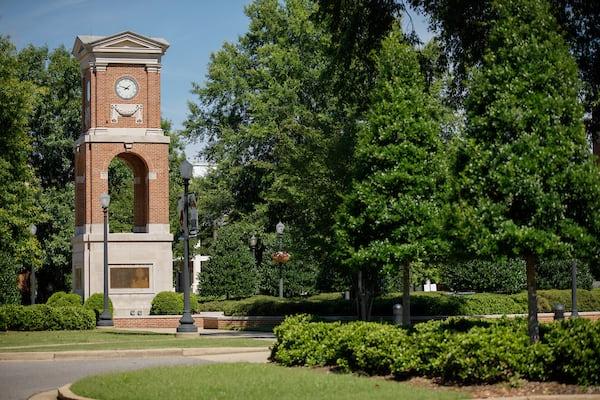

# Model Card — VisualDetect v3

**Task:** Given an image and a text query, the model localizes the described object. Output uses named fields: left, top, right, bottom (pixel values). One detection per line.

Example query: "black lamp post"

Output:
left=276, top=221, right=285, bottom=298
left=29, top=224, right=37, bottom=305
left=571, top=260, right=579, bottom=318
left=98, top=192, right=113, bottom=327
left=177, top=159, right=198, bottom=333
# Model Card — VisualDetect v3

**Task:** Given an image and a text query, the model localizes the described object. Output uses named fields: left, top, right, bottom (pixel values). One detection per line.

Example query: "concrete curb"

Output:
left=1, top=346, right=270, bottom=361
left=58, top=384, right=93, bottom=400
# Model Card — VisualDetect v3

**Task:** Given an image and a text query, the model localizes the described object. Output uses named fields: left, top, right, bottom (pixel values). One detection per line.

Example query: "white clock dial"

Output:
left=115, top=77, right=138, bottom=100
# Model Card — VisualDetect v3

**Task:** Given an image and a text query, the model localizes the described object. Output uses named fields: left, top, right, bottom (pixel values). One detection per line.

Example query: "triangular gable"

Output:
left=72, top=31, right=169, bottom=59
left=105, top=39, right=150, bottom=49
left=90, top=31, right=168, bottom=53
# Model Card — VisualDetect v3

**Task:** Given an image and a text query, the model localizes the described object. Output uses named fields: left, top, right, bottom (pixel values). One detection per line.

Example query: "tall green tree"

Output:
left=0, top=37, right=43, bottom=304
left=447, top=0, right=600, bottom=341
left=335, top=28, right=447, bottom=321
left=411, top=0, right=600, bottom=153
left=16, top=45, right=81, bottom=300
left=185, top=0, right=350, bottom=289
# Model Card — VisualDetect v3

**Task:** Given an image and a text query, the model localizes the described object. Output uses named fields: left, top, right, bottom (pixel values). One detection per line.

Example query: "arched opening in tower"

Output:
left=108, top=152, right=149, bottom=233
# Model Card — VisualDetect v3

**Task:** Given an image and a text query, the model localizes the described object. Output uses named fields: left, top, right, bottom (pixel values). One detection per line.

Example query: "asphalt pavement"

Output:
left=0, top=351, right=270, bottom=400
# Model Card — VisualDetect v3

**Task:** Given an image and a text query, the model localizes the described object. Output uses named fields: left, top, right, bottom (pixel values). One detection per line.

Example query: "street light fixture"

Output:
left=249, top=234, right=258, bottom=263
left=177, top=159, right=198, bottom=334
left=29, top=224, right=37, bottom=305
left=98, top=193, right=113, bottom=327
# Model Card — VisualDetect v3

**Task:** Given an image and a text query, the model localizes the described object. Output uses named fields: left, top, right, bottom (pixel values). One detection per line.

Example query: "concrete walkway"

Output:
left=111, top=327, right=275, bottom=339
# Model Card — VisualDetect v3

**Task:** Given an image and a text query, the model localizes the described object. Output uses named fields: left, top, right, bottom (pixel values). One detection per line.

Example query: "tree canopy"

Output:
left=446, top=0, right=600, bottom=340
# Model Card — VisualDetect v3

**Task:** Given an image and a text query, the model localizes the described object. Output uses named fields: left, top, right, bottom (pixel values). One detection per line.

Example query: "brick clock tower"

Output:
left=71, top=32, right=173, bottom=316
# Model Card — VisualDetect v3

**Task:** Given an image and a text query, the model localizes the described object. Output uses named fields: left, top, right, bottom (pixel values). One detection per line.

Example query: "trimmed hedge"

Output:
left=150, top=291, right=199, bottom=315
left=0, top=304, right=95, bottom=331
left=198, top=289, right=600, bottom=317
left=440, top=258, right=594, bottom=294
left=271, top=315, right=600, bottom=385
left=46, top=291, right=82, bottom=307
left=84, top=293, right=114, bottom=320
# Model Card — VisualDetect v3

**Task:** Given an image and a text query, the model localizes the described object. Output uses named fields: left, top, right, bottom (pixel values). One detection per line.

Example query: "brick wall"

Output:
left=114, top=315, right=204, bottom=329
left=113, top=312, right=600, bottom=331
left=85, top=64, right=161, bottom=130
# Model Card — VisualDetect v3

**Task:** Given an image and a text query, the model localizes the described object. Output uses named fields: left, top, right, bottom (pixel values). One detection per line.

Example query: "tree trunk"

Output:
left=402, top=263, right=411, bottom=327
left=357, top=270, right=367, bottom=320
left=525, top=253, right=539, bottom=342
left=356, top=269, right=374, bottom=321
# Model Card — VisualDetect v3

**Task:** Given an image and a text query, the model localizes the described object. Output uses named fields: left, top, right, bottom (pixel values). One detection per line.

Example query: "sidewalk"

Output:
left=1, top=328, right=274, bottom=361
left=110, top=326, right=275, bottom=339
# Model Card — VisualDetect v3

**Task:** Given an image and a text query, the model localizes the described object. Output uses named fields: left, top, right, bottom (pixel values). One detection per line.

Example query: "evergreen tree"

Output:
left=447, top=0, right=600, bottom=341
left=335, top=28, right=446, bottom=321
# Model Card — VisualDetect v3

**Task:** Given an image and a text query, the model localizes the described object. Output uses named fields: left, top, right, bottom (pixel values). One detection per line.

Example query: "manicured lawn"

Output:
left=0, top=330, right=271, bottom=352
left=71, top=363, right=468, bottom=400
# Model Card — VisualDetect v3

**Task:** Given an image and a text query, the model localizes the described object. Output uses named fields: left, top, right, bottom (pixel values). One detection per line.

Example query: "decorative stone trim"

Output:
left=111, top=104, right=143, bottom=124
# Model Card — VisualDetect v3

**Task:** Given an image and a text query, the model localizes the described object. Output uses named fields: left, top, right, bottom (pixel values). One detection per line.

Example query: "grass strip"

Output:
left=0, top=330, right=270, bottom=352
left=70, top=363, right=468, bottom=400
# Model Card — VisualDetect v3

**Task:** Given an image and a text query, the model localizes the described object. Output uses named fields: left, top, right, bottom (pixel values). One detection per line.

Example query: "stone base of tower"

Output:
left=72, top=228, right=173, bottom=317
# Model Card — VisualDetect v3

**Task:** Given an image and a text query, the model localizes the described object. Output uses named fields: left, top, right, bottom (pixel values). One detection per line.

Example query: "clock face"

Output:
left=115, top=77, right=138, bottom=100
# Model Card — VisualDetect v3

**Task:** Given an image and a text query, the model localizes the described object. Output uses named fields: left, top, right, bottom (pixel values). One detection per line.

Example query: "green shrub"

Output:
left=441, top=259, right=526, bottom=294
left=46, top=291, right=82, bottom=307
left=150, top=292, right=199, bottom=315
left=437, top=323, right=531, bottom=383
left=336, top=322, right=416, bottom=376
left=537, top=259, right=594, bottom=290
left=151, top=292, right=182, bottom=315
left=0, top=304, right=95, bottom=331
left=544, top=318, right=600, bottom=385
left=271, top=316, right=600, bottom=385
left=271, top=314, right=339, bottom=366
left=84, top=293, right=113, bottom=320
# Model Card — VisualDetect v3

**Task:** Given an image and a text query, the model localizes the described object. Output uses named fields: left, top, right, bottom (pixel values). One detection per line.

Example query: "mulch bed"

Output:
left=310, top=366, right=600, bottom=398
left=403, top=376, right=600, bottom=398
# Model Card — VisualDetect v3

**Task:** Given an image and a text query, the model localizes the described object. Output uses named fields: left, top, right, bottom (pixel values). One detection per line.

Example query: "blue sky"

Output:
left=1, top=0, right=431, bottom=159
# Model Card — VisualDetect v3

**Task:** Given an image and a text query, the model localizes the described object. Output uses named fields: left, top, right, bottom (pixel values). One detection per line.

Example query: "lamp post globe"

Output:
left=276, top=221, right=285, bottom=235
left=177, top=159, right=198, bottom=333
left=98, top=192, right=113, bottom=326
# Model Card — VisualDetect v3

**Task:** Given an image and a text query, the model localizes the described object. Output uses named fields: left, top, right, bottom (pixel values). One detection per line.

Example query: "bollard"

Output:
left=553, top=303, right=565, bottom=320
left=393, top=303, right=402, bottom=325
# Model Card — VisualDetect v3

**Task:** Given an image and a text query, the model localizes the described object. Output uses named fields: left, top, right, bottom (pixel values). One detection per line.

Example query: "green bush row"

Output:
left=440, top=258, right=595, bottom=293
left=0, top=304, right=95, bottom=331
left=150, top=291, right=199, bottom=315
left=271, top=315, right=600, bottom=385
left=197, top=289, right=600, bottom=316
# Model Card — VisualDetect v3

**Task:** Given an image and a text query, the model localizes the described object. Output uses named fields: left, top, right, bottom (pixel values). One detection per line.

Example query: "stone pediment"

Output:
left=72, top=31, right=169, bottom=67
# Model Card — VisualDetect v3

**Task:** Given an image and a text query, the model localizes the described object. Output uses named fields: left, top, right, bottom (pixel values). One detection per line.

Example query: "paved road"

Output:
left=0, top=351, right=269, bottom=400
